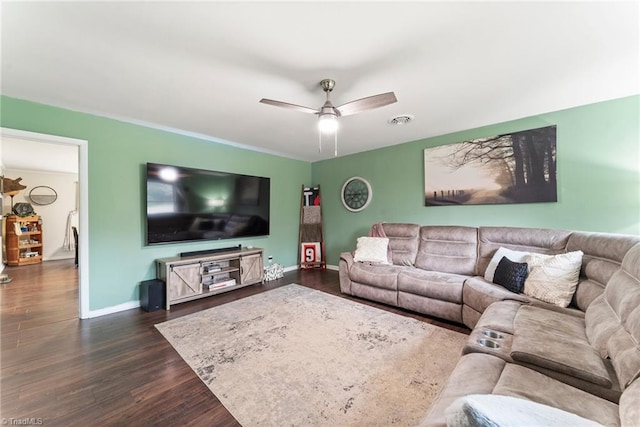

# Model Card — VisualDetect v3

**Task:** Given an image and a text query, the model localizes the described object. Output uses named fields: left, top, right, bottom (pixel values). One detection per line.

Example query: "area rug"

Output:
left=155, top=284, right=467, bottom=426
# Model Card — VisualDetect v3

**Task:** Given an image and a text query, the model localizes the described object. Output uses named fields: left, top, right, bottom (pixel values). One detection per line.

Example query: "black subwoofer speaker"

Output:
left=140, top=279, right=165, bottom=312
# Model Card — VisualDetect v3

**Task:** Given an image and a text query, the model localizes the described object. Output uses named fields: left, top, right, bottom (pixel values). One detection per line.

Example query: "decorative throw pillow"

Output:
left=493, top=256, right=529, bottom=293
left=524, top=250, right=584, bottom=307
left=353, top=237, right=391, bottom=264
left=445, top=394, right=604, bottom=427
left=484, top=247, right=530, bottom=283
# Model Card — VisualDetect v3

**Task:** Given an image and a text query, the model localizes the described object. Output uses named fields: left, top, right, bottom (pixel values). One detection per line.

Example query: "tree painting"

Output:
left=424, top=125, right=557, bottom=206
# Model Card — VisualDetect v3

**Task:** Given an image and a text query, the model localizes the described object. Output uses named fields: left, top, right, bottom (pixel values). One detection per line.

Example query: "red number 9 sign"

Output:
left=301, top=242, right=321, bottom=264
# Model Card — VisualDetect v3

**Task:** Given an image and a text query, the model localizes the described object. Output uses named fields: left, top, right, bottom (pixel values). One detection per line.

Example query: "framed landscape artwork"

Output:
left=424, top=125, right=557, bottom=206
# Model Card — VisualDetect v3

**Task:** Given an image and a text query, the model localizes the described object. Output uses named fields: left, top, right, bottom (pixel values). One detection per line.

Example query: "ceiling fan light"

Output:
left=318, top=114, right=338, bottom=134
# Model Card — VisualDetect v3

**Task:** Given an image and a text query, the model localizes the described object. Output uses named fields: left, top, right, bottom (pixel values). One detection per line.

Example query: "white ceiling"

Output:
left=1, top=137, right=78, bottom=174
left=1, top=1, right=638, bottom=163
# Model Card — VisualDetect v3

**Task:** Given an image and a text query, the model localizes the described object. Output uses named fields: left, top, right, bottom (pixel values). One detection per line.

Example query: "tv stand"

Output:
left=156, top=247, right=264, bottom=310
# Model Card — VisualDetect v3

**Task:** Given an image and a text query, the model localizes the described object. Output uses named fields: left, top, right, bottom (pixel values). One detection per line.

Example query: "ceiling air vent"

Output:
left=388, top=115, right=414, bottom=125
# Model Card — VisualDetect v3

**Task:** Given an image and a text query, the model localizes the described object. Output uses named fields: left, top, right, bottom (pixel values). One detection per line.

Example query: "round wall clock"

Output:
left=341, top=177, right=372, bottom=212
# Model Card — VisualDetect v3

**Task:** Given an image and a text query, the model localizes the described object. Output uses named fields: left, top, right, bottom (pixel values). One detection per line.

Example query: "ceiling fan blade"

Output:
left=336, top=92, right=397, bottom=117
left=259, top=98, right=318, bottom=115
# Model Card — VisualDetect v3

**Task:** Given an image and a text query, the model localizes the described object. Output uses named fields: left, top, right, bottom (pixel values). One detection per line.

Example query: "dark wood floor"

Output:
left=1, top=260, right=468, bottom=426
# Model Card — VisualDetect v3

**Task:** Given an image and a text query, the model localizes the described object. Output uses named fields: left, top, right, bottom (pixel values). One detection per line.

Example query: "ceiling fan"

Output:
left=260, top=79, right=397, bottom=156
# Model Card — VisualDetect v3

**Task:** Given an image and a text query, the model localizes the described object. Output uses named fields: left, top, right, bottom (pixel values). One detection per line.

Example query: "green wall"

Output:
left=2, top=95, right=638, bottom=312
left=313, top=95, right=640, bottom=265
left=1, top=96, right=311, bottom=311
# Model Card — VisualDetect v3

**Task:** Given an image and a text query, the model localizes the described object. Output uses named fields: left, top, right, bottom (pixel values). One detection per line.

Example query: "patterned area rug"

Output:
left=155, top=284, right=467, bottom=426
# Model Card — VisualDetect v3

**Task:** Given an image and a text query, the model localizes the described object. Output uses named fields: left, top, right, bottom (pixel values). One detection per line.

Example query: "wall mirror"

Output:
left=29, top=186, right=58, bottom=205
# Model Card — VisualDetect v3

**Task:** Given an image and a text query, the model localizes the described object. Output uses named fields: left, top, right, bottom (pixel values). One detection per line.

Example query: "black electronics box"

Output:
left=140, top=279, right=165, bottom=312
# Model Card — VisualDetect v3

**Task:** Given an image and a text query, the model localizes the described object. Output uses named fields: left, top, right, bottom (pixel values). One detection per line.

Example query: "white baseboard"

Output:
left=44, top=255, right=75, bottom=262
left=87, top=263, right=339, bottom=319
left=88, top=300, right=141, bottom=318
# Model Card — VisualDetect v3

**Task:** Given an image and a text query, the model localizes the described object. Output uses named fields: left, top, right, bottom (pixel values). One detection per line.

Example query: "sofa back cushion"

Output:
left=415, top=226, right=478, bottom=275
left=585, top=243, right=640, bottom=390
left=477, top=227, right=571, bottom=277
left=620, top=378, right=640, bottom=426
left=567, top=231, right=640, bottom=311
left=381, top=223, right=420, bottom=266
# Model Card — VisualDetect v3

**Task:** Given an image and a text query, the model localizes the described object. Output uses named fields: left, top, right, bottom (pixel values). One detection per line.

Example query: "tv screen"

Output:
left=145, top=163, right=270, bottom=245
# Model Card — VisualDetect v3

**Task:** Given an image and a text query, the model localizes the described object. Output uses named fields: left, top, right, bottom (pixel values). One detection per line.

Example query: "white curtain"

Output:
left=63, top=210, right=78, bottom=251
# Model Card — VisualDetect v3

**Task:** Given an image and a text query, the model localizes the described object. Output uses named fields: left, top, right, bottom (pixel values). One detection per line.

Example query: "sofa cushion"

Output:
left=349, top=262, right=405, bottom=291
left=382, top=223, right=421, bottom=266
left=351, top=282, right=398, bottom=306
left=608, top=324, right=640, bottom=390
left=523, top=251, right=584, bottom=307
left=398, top=292, right=463, bottom=323
left=484, top=247, right=530, bottom=283
left=463, top=276, right=531, bottom=315
left=415, top=226, right=478, bottom=275
left=620, top=379, right=640, bottom=426
left=353, top=236, right=390, bottom=264
left=567, top=231, right=640, bottom=311
left=585, top=243, right=640, bottom=389
left=606, top=244, right=640, bottom=389
left=445, top=394, right=604, bottom=427
left=493, top=257, right=528, bottom=293
left=473, top=300, right=523, bottom=335
left=585, top=294, right=619, bottom=359
left=477, top=226, right=571, bottom=276
left=420, top=353, right=506, bottom=427
left=397, top=269, right=465, bottom=304
left=421, top=353, right=620, bottom=427
left=511, top=305, right=612, bottom=388
left=473, top=300, right=585, bottom=337
left=492, top=363, right=620, bottom=426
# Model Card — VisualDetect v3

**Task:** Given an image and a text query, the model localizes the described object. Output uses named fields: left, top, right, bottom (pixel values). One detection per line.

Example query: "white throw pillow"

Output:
left=445, top=394, right=604, bottom=427
left=353, top=237, right=390, bottom=264
left=484, top=247, right=531, bottom=283
left=524, top=250, right=584, bottom=307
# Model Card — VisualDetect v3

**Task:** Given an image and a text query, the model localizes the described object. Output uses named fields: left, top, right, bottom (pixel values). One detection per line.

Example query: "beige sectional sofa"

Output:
left=338, top=223, right=640, bottom=426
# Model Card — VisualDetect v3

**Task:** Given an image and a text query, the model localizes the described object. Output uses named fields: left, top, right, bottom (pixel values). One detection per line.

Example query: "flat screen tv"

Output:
left=145, top=163, right=270, bottom=245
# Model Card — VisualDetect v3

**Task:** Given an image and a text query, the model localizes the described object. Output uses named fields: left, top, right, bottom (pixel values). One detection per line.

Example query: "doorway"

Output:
left=0, top=127, right=89, bottom=318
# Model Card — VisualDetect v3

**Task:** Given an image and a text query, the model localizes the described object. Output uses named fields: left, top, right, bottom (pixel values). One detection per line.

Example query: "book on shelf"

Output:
left=204, top=278, right=236, bottom=290
left=203, top=263, right=223, bottom=273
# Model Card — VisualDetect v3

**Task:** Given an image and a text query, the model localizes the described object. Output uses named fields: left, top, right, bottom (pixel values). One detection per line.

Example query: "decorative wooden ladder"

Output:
left=298, top=185, right=326, bottom=269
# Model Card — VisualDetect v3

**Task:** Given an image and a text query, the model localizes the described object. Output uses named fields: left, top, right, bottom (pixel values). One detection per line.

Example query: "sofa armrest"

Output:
left=340, top=251, right=354, bottom=263
left=339, top=251, right=354, bottom=295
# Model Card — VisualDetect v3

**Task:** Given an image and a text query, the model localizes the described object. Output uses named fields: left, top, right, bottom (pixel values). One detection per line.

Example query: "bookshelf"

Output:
left=5, top=215, right=43, bottom=266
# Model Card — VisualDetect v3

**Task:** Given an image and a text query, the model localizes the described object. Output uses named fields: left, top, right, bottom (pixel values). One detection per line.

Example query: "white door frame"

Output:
left=1, top=127, right=90, bottom=318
